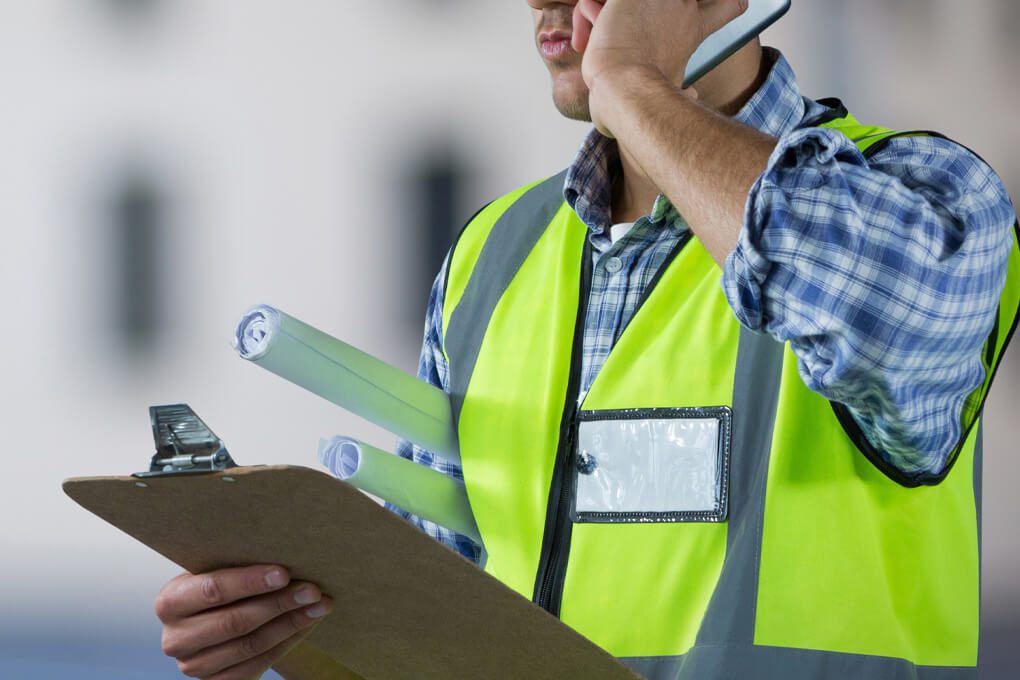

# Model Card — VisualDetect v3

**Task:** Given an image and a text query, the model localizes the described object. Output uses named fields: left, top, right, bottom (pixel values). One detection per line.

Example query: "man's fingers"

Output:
left=176, top=601, right=332, bottom=679
left=698, top=0, right=749, bottom=39
left=571, top=3, right=591, bottom=54
left=571, top=0, right=603, bottom=54
left=577, top=0, right=604, bottom=25
left=204, top=629, right=316, bottom=680
left=155, top=565, right=290, bottom=621
left=161, top=582, right=323, bottom=660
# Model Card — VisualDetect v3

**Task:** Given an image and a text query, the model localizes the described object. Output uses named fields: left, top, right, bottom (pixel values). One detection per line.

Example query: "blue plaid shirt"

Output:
left=387, top=49, right=1016, bottom=564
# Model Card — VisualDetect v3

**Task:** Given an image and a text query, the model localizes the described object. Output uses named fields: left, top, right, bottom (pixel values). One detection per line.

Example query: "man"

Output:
left=155, top=1, right=1019, bottom=678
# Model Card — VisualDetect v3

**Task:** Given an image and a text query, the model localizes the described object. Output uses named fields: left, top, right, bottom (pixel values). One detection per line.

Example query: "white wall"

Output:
left=1, top=0, right=1017, bottom=674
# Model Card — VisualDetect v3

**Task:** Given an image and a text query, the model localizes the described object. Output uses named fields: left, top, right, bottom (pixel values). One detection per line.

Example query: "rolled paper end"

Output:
left=338, top=441, right=360, bottom=479
left=318, top=436, right=361, bottom=481
left=318, top=436, right=484, bottom=548
left=233, top=305, right=281, bottom=361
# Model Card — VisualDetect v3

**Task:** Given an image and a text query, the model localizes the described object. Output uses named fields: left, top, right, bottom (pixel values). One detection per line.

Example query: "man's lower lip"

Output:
left=541, top=39, right=573, bottom=60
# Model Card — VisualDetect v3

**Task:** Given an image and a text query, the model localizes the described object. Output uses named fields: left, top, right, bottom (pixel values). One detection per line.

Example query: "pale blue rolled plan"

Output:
left=319, top=436, right=481, bottom=545
left=233, top=305, right=460, bottom=464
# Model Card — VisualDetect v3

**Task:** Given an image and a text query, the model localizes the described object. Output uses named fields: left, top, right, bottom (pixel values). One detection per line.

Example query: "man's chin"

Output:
left=546, top=64, right=591, bottom=122
left=555, top=103, right=592, bottom=123
left=552, top=93, right=592, bottom=123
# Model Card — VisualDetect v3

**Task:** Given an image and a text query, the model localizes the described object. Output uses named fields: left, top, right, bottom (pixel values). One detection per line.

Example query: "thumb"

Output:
left=572, top=0, right=604, bottom=53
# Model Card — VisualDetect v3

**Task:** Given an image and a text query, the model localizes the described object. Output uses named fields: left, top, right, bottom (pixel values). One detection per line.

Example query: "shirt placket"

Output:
left=578, top=218, right=653, bottom=402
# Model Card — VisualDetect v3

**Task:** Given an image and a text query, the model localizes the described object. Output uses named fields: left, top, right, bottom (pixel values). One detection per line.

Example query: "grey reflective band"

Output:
left=620, top=645, right=975, bottom=679
left=445, top=170, right=569, bottom=429
left=695, top=327, right=784, bottom=646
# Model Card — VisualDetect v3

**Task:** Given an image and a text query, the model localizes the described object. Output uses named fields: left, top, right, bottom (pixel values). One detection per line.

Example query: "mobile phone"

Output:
left=683, top=0, right=791, bottom=88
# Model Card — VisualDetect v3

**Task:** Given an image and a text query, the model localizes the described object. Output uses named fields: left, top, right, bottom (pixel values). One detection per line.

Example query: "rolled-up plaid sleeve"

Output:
left=384, top=254, right=484, bottom=564
left=723, top=127, right=1016, bottom=479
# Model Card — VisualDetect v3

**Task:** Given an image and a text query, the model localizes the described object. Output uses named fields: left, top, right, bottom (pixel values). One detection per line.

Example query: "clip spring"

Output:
left=134, top=404, right=238, bottom=478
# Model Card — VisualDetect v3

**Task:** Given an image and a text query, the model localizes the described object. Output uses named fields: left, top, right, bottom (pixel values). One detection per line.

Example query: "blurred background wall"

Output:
left=0, top=1, right=1017, bottom=678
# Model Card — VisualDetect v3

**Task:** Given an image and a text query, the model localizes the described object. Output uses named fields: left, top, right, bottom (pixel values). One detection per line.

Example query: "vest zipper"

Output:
left=533, top=239, right=593, bottom=615
left=531, top=228, right=694, bottom=615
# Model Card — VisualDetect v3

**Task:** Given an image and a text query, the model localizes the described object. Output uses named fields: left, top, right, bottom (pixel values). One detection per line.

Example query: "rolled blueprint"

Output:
left=233, top=305, right=459, bottom=463
left=319, top=436, right=481, bottom=545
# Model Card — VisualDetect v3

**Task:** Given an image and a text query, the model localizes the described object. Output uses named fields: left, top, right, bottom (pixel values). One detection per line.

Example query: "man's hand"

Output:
left=571, top=0, right=747, bottom=135
left=155, top=565, right=334, bottom=679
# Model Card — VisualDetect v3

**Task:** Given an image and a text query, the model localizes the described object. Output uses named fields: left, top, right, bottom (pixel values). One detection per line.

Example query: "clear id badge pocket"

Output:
left=571, top=407, right=732, bottom=523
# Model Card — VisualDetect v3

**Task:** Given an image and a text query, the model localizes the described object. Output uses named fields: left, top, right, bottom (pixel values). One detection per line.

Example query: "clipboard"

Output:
left=62, top=407, right=639, bottom=680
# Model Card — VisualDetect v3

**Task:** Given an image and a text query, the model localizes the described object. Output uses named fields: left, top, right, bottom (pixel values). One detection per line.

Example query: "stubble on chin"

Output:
left=550, top=71, right=593, bottom=123
left=553, top=90, right=592, bottom=122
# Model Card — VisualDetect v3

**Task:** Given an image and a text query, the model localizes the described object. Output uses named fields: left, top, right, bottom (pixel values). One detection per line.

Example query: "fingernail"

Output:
left=294, top=586, right=320, bottom=606
left=306, top=602, right=332, bottom=619
left=264, top=568, right=287, bottom=589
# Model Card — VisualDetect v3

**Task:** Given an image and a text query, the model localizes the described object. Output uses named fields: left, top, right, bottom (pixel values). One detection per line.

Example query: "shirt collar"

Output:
left=564, top=48, right=811, bottom=236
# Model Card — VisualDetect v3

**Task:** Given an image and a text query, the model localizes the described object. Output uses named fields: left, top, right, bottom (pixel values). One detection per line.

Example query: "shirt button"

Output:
left=604, top=257, right=623, bottom=274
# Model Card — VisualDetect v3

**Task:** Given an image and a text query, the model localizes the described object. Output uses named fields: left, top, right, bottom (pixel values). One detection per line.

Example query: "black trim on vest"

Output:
left=533, top=239, right=594, bottom=616
left=533, top=224, right=695, bottom=613
left=810, top=97, right=850, bottom=127
left=823, top=126, right=1020, bottom=486
left=831, top=221, right=1020, bottom=488
left=974, top=421, right=983, bottom=563
left=985, top=310, right=1000, bottom=371
left=861, top=129, right=949, bottom=157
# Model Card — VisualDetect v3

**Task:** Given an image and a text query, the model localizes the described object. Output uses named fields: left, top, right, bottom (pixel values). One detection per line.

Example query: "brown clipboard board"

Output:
left=63, top=465, right=640, bottom=680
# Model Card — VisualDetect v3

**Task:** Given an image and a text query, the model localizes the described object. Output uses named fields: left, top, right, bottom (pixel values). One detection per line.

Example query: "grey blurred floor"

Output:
left=2, top=620, right=1015, bottom=678
left=0, top=623, right=283, bottom=679
left=980, top=616, right=1020, bottom=679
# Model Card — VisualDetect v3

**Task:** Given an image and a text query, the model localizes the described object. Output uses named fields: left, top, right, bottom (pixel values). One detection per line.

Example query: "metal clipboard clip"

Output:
left=134, top=404, right=238, bottom=478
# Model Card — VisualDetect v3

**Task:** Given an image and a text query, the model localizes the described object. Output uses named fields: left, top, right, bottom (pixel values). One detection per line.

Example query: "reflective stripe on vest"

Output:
left=442, top=109, right=1020, bottom=678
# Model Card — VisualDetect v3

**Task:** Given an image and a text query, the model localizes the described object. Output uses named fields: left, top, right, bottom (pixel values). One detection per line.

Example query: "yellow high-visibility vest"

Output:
left=442, top=106, right=1020, bottom=678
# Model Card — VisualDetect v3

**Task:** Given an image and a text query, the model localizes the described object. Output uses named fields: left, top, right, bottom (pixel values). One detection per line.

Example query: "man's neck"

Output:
left=610, top=43, right=768, bottom=225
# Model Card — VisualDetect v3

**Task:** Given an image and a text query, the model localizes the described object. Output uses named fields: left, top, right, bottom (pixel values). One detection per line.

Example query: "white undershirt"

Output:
left=609, top=222, right=635, bottom=245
